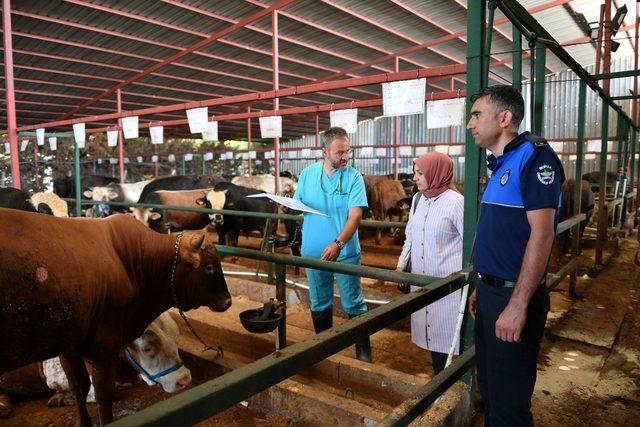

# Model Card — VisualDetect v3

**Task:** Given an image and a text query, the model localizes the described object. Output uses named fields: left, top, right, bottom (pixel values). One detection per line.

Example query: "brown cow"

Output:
left=0, top=209, right=231, bottom=426
left=367, top=177, right=412, bottom=244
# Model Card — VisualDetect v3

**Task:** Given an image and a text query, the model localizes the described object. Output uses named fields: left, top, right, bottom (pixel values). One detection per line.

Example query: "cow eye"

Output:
left=205, top=264, right=215, bottom=274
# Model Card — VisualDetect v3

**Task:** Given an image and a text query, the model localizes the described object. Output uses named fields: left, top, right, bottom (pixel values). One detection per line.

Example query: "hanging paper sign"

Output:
left=97, top=158, right=103, bottom=165
left=122, top=116, right=139, bottom=139
left=73, top=122, right=86, bottom=148
left=301, top=148, right=311, bottom=158
left=107, top=130, right=118, bottom=147
left=220, top=153, right=227, bottom=160
left=587, top=140, right=601, bottom=152
left=203, top=152, right=213, bottom=161
left=201, top=121, right=218, bottom=141
left=137, top=156, right=144, bottom=163
left=434, top=145, right=449, bottom=154
left=549, top=142, right=564, bottom=152
left=4, top=142, right=10, bottom=152
left=360, top=147, right=373, bottom=156
left=249, top=151, right=257, bottom=159
left=415, top=146, right=429, bottom=156
left=225, top=151, right=233, bottom=160
left=184, top=153, right=193, bottom=161
left=109, top=158, right=118, bottom=165
left=242, top=153, right=249, bottom=160
left=329, top=109, right=358, bottom=133
left=20, top=140, right=29, bottom=152
left=259, top=116, right=282, bottom=138
left=399, top=146, right=412, bottom=156
left=375, top=147, right=386, bottom=157
left=149, top=125, right=163, bottom=145
left=168, top=154, right=176, bottom=162
left=48, top=137, right=57, bottom=151
left=607, top=154, right=612, bottom=160
left=152, top=155, right=158, bottom=162
left=448, top=145, right=463, bottom=156
left=186, top=107, right=208, bottom=133
left=36, top=128, right=45, bottom=146
left=426, top=98, right=465, bottom=128
left=124, top=157, right=130, bottom=164
left=382, top=78, right=426, bottom=117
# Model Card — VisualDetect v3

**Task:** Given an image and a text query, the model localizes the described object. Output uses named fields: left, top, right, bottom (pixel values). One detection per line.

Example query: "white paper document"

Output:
left=122, top=116, right=139, bottom=139
left=382, top=78, right=426, bottom=117
left=259, top=116, right=282, bottom=138
left=426, top=98, right=465, bottom=128
left=36, top=128, right=45, bottom=146
left=330, top=108, right=358, bottom=133
left=186, top=107, right=208, bottom=133
left=150, top=125, right=163, bottom=145
left=246, top=193, right=328, bottom=217
left=73, top=123, right=86, bottom=147
left=107, top=130, right=118, bottom=147
left=202, top=121, right=218, bottom=141
left=48, top=137, right=57, bottom=151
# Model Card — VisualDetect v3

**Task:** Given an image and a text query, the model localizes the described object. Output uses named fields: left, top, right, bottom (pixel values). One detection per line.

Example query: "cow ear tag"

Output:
left=195, top=197, right=206, bottom=206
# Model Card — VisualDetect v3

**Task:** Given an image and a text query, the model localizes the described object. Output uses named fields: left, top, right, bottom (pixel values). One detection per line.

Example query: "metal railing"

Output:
left=109, top=248, right=469, bottom=427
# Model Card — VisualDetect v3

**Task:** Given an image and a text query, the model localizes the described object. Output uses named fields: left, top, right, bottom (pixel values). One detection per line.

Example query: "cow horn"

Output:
left=191, top=234, right=205, bottom=251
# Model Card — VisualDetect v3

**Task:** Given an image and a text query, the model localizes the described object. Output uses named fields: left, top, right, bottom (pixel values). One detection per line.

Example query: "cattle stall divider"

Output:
left=60, top=198, right=587, bottom=425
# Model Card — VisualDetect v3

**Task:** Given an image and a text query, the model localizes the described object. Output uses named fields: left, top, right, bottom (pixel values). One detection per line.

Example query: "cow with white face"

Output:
left=84, top=180, right=154, bottom=217
left=0, top=312, right=191, bottom=416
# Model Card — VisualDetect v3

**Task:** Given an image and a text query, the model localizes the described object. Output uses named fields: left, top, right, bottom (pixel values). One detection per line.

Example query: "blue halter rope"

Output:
left=124, top=349, right=184, bottom=386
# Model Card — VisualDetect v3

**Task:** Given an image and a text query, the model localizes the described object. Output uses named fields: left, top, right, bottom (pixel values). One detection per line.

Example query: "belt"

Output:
left=477, top=273, right=516, bottom=288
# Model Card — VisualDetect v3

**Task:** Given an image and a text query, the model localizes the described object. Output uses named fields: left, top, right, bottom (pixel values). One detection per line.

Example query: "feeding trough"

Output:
left=240, top=300, right=283, bottom=334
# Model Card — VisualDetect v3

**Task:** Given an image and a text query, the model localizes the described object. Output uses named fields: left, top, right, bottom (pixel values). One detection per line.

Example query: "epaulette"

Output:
left=527, top=134, right=549, bottom=148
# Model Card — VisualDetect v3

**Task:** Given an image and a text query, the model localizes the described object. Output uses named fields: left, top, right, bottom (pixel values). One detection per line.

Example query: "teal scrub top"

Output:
left=293, top=162, right=368, bottom=260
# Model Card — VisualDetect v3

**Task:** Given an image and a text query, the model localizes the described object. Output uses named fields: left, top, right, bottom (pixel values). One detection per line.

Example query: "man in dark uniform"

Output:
left=467, top=85, right=564, bottom=426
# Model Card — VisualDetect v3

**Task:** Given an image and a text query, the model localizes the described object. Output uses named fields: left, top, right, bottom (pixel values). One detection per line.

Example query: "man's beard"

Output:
left=330, top=159, right=346, bottom=169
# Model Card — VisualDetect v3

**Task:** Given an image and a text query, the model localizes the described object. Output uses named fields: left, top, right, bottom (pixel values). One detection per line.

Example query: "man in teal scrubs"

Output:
left=293, top=126, right=371, bottom=362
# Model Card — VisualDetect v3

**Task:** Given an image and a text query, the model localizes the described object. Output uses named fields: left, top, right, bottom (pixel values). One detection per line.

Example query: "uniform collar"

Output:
left=486, top=131, right=530, bottom=171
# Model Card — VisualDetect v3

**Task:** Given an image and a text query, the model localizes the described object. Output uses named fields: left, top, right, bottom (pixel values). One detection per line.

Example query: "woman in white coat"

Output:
left=396, top=152, right=464, bottom=374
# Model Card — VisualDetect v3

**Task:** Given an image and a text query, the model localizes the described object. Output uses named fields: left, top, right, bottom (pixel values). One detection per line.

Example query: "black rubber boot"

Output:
left=310, top=307, right=333, bottom=333
left=348, top=314, right=372, bottom=363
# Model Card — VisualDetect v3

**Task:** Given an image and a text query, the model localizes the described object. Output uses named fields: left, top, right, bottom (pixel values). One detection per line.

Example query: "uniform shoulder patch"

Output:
left=528, top=134, right=549, bottom=148
left=536, top=164, right=555, bottom=185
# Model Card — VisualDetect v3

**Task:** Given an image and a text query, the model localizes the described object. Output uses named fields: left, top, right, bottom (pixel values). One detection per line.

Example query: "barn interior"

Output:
left=1, top=0, right=640, bottom=426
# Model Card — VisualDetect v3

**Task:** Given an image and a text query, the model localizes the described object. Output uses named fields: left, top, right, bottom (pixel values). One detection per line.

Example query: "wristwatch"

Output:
left=333, top=239, right=345, bottom=250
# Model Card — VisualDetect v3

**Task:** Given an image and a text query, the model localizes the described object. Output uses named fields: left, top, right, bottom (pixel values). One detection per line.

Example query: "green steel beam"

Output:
left=18, top=131, right=74, bottom=138
left=378, top=346, right=476, bottom=426
left=570, top=80, right=587, bottom=295
left=512, top=25, right=522, bottom=90
left=534, top=41, right=546, bottom=136
left=483, top=0, right=497, bottom=88
left=592, top=70, right=640, bottom=80
left=596, top=103, right=610, bottom=265
left=109, top=273, right=467, bottom=427
left=497, top=0, right=639, bottom=132
left=463, top=0, right=485, bottom=267
left=611, top=94, right=640, bottom=101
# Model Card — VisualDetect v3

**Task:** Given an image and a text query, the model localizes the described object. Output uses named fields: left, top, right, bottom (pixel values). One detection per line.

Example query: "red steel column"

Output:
left=595, top=4, right=605, bottom=75
left=393, top=56, right=400, bottom=180
left=273, top=10, right=280, bottom=194
left=247, top=106, right=252, bottom=175
left=117, top=89, right=125, bottom=182
left=315, top=113, right=319, bottom=147
left=33, top=143, right=40, bottom=191
left=3, top=0, right=20, bottom=189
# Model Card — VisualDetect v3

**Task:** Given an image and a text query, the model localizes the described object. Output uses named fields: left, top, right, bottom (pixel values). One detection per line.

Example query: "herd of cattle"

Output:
left=0, top=169, right=609, bottom=425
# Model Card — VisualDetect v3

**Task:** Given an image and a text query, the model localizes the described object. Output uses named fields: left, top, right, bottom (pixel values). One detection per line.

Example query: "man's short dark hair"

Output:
left=321, top=127, right=349, bottom=148
left=471, top=85, right=525, bottom=127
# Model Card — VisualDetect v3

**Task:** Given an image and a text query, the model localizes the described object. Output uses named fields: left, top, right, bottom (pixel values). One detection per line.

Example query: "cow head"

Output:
left=130, top=206, right=162, bottom=226
left=196, top=190, right=227, bottom=225
left=390, top=196, right=413, bottom=222
left=175, top=225, right=231, bottom=313
left=83, top=186, right=119, bottom=202
left=126, top=312, right=192, bottom=393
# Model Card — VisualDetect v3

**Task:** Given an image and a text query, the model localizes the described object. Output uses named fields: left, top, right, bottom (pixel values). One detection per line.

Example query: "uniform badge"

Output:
left=536, top=164, right=555, bottom=185
left=500, top=169, right=510, bottom=186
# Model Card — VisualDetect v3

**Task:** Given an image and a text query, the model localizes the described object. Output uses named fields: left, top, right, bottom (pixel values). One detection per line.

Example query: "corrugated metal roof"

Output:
left=0, top=0, right=632, bottom=142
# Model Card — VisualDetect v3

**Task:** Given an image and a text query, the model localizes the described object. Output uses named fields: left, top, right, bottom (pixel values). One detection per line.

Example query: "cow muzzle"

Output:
left=210, top=214, right=224, bottom=225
